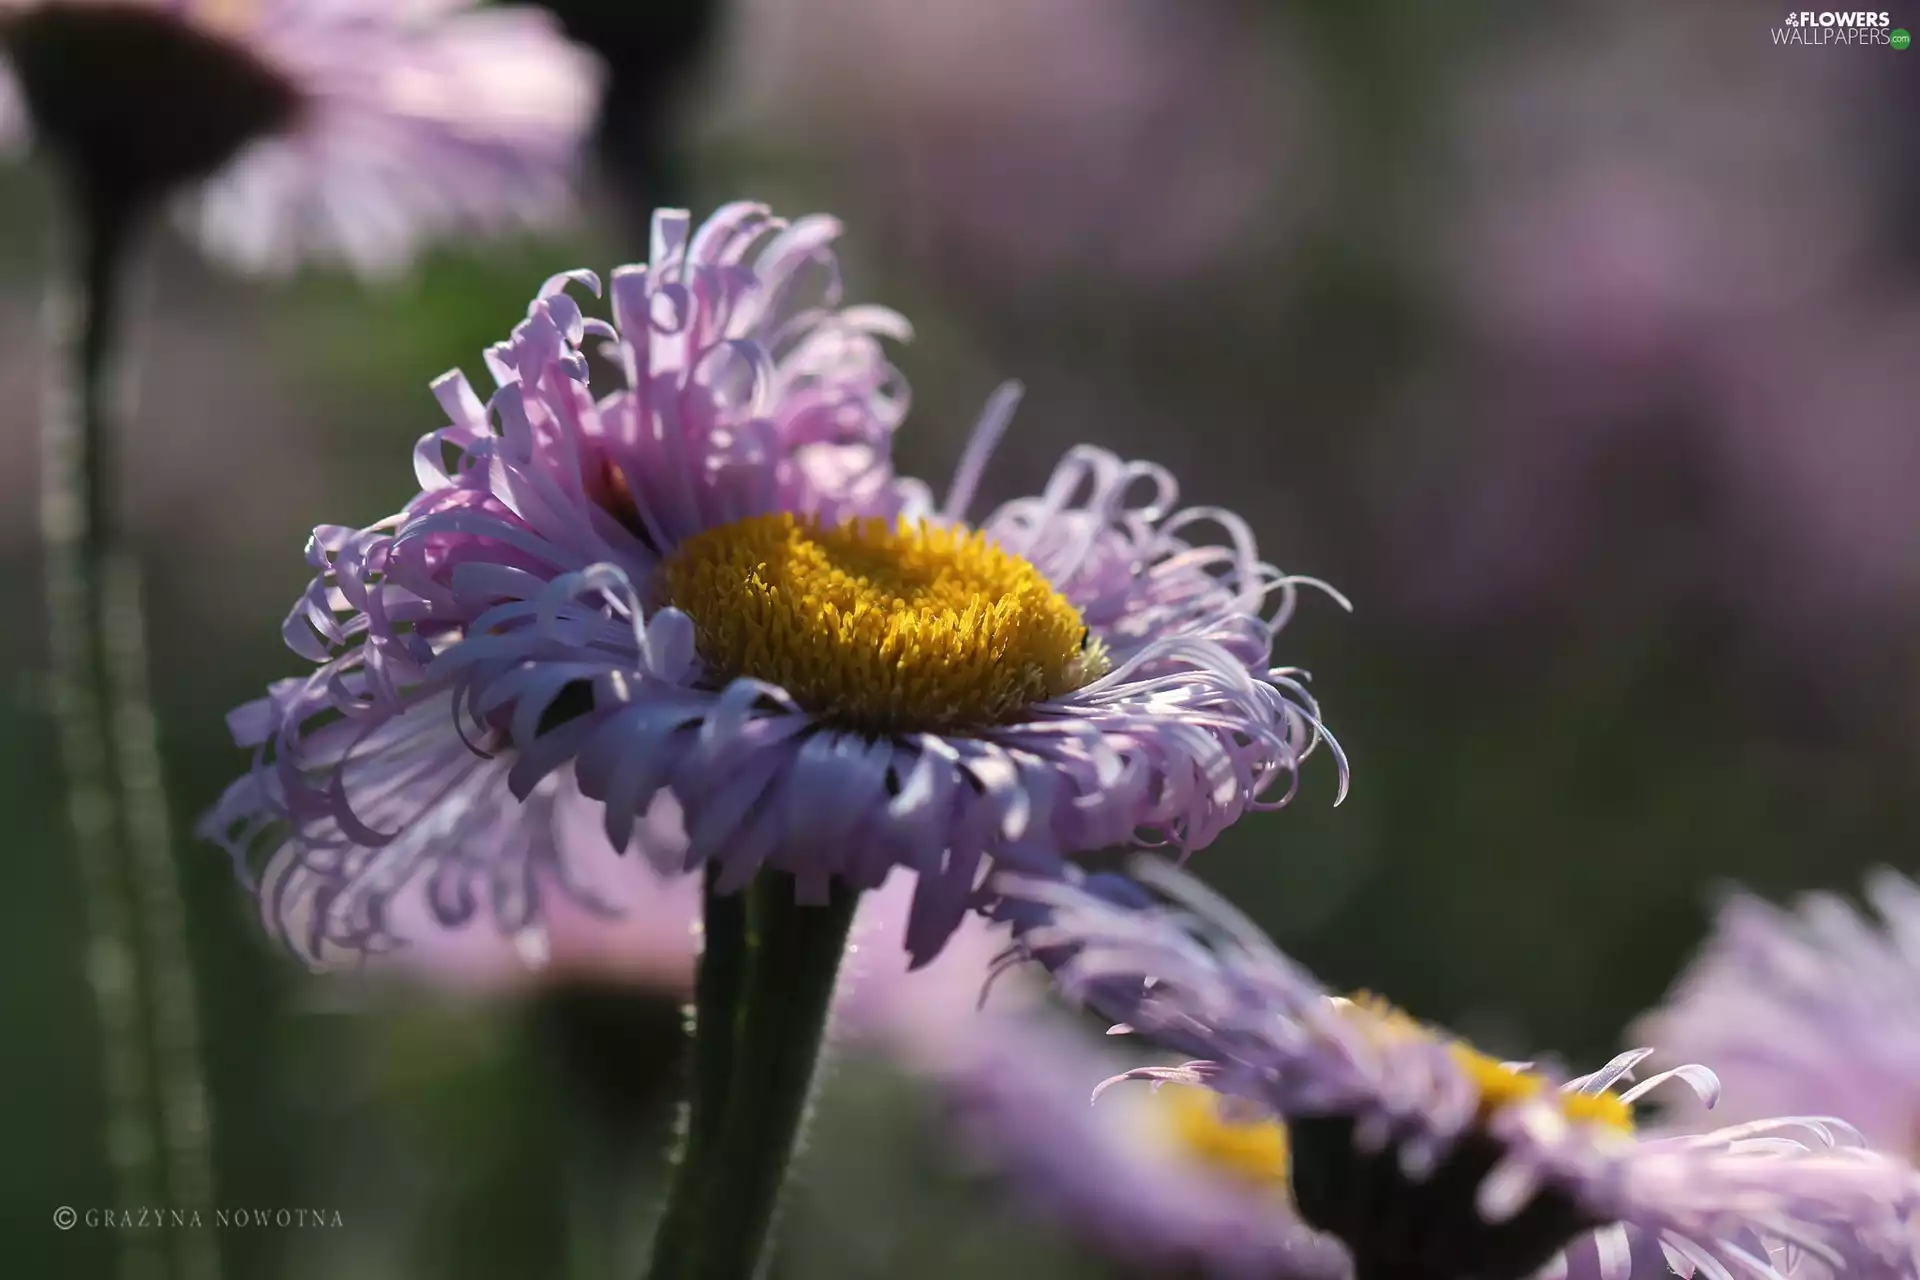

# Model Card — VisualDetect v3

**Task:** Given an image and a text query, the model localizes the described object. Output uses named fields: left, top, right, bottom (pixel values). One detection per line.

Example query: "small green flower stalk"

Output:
left=203, top=200, right=1344, bottom=1276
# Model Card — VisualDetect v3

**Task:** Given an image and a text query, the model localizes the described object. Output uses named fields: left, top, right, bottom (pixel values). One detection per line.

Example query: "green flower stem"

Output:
left=42, top=188, right=218, bottom=1280
left=690, top=867, right=752, bottom=1181
left=43, top=188, right=161, bottom=1280
left=704, top=877, right=858, bottom=1277
left=647, top=871, right=857, bottom=1279
left=647, top=866, right=748, bottom=1274
left=530, top=984, right=689, bottom=1280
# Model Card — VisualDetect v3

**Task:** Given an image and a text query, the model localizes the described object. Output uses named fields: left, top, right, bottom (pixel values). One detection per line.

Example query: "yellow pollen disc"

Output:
left=1162, top=1084, right=1292, bottom=1188
left=659, top=513, right=1107, bottom=735
left=194, top=0, right=260, bottom=35
left=1341, top=994, right=1635, bottom=1134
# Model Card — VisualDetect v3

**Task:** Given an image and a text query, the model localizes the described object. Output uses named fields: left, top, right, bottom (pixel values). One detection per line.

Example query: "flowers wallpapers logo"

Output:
left=1774, top=9, right=1899, bottom=43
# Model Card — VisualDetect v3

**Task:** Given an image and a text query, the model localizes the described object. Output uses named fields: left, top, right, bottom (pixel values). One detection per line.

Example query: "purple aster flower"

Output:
left=849, top=874, right=1344, bottom=1276
left=0, top=0, right=599, bottom=274
left=1632, top=870, right=1920, bottom=1165
left=935, top=1011, right=1350, bottom=1278
left=204, top=201, right=1346, bottom=969
left=1001, top=862, right=1920, bottom=1280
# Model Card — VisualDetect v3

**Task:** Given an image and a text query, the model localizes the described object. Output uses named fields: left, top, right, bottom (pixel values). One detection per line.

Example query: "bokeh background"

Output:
left=6, top=1, right=1919, bottom=1276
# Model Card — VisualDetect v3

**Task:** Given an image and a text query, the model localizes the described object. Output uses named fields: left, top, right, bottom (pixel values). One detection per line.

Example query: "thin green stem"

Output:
left=691, top=865, right=751, bottom=1165
left=647, top=873, right=857, bottom=1280
left=43, top=191, right=162, bottom=1280
left=107, top=553, right=221, bottom=1280
left=705, top=879, right=856, bottom=1279
left=42, top=190, right=219, bottom=1280
left=530, top=983, right=688, bottom=1280
left=647, top=866, right=753, bottom=1277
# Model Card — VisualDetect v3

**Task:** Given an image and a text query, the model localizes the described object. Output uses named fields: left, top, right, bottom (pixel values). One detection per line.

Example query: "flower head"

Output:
left=1634, top=869, right=1920, bottom=1165
left=205, top=201, right=1343, bottom=970
left=938, top=1013, right=1350, bottom=1278
left=1002, top=862, right=1920, bottom=1280
left=0, top=0, right=599, bottom=273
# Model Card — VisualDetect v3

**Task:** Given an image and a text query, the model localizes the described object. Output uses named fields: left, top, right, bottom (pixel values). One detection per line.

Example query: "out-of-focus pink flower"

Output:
left=1396, top=4, right=1916, bottom=633
left=1634, top=870, right=1920, bottom=1158
left=375, top=786, right=701, bottom=996
left=375, top=784, right=1023, bottom=1031
left=933, top=1015, right=1349, bottom=1278
left=708, top=0, right=1323, bottom=289
left=1450, top=7, right=1877, bottom=370
left=0, top=0, right=600, bottom=275
left=1698, top=303, right=1920, bottom=619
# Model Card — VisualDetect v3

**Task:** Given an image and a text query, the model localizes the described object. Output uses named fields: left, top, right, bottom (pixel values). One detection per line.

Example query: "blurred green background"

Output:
left=5, top=1, right=1919, bottom=1276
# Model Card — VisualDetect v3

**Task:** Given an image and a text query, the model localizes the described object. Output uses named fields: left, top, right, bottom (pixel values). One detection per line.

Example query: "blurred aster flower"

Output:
left=850, top=869, right=1344, bottom=1277
left=1003, top=863, right=1920, bottom=1280
left=1402, top=2, right=1903, bottom=637
left=292, top=771, right=703, bottom=984
left=0, top=0, right=599, bottom=274
left=848, top=876, right=1347, bottom=1277
left=379, top=827, right=1020, bottom=1050
left=364, top=791, right=1016, bottom=1015
left=1633, top=869, right=1920, bottom=1163
left=373, top=813, right=1350, bottom=1278
left=204, top=201, right=1345, bottom=969
left=937, top=1011, right=1350, bottom=1278
left=710, top=0, right=1323, bottom=292
left=1448, top=5, right=1875, bottom=373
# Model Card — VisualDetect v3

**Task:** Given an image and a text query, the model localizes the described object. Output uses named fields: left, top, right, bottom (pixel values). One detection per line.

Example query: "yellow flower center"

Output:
left=1343, top=994, right=1635, bottom=1133
left=1162, top=1084, right=1293, bottom=1188
left=1449, top=1044, right=1634, bottom=1131
left=659, top=513, right=1106, bottom=735
left=194, top=0, right=259, bottom=35
left=1157, top=1002, right=1634, bottom=1205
